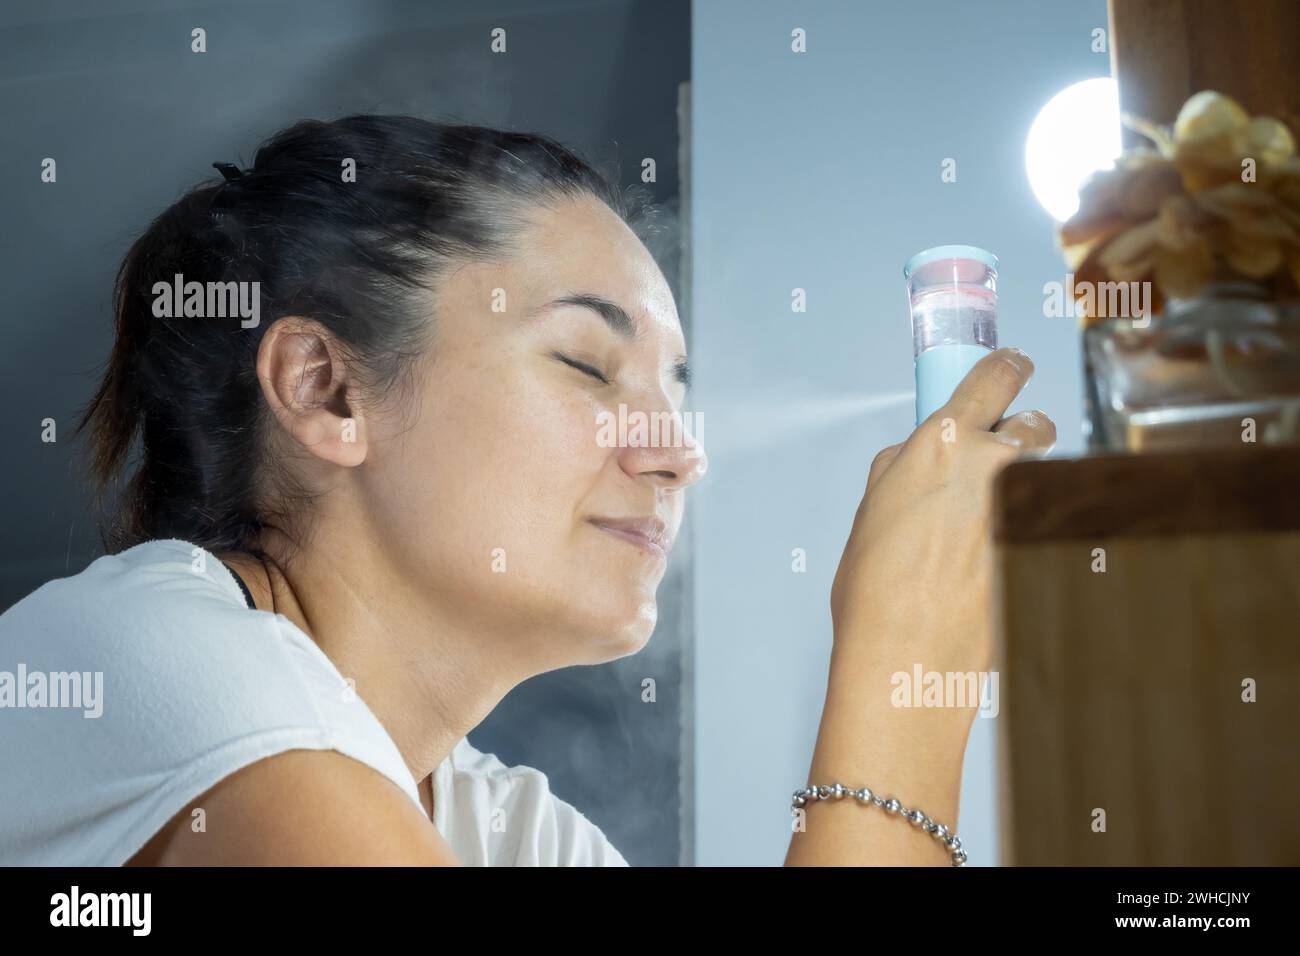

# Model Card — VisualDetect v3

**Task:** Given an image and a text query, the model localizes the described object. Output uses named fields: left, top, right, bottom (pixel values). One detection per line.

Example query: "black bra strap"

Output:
left=220, top=559, right=256, bottom=610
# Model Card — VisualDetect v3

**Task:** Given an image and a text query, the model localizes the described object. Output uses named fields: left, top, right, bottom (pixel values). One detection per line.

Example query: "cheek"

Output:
left=372, top=359, right=666, bottom=645
left=511, top=382, right=609, bottom=472
left=395, top=362, right=609, bottom=567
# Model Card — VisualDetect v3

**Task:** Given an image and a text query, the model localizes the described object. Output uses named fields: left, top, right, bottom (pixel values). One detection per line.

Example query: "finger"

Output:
left=940, top=347, right=1035, bottom=432
left=990, top=409, right=1056, bottom=455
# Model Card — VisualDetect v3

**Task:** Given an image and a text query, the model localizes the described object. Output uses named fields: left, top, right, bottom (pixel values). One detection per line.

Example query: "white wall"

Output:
left=690, top=0, right=1109, bottom=865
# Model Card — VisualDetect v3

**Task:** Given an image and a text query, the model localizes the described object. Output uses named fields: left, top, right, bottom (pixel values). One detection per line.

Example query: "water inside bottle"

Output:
left=910, top=285, right=998, bottom=355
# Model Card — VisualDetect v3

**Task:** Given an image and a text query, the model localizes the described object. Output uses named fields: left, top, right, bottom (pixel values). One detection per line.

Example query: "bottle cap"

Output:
left=903, top=244, right=999, bottom=280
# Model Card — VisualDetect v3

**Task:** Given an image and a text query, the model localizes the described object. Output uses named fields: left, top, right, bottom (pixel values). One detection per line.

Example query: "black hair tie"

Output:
left=209, top=162, right=247, bottom=215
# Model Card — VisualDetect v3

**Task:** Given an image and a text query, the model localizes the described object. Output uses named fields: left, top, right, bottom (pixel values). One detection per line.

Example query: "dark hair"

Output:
left=75, top=115, right=657, bottom=563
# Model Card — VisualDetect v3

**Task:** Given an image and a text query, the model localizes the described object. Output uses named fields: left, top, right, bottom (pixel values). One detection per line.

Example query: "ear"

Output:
left=256, top=317, right=367, bottom=467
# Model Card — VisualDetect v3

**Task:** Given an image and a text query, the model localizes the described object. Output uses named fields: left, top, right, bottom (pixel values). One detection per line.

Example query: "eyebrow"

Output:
left=532, top=292, right=692, bottom=389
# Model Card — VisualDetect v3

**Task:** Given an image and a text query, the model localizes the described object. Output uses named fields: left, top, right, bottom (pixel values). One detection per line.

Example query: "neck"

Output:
left=218, top=527, right=530, bottom=789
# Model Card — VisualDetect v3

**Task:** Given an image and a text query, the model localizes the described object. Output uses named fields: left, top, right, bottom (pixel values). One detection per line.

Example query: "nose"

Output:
left=612, top=401, right=708, bottom=490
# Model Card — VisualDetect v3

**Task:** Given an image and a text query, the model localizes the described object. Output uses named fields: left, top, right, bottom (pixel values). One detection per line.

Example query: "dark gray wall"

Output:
left=0, top=0, right=690, bottom=865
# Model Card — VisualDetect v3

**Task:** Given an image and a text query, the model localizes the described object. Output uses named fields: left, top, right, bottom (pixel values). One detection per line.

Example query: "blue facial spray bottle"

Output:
left=904, top=245, right=999, bottom=425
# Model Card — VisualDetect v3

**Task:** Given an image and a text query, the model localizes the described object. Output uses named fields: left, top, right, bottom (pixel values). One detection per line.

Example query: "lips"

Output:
left=588, top=516, right=672, bottom=557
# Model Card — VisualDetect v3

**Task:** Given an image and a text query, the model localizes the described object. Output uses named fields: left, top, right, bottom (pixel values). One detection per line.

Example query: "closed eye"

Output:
left=553, top=352, right=610, bottom=385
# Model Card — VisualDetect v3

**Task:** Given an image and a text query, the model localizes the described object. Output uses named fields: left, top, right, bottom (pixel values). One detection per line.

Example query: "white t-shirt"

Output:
left=0, top=538, right=628, bottom=867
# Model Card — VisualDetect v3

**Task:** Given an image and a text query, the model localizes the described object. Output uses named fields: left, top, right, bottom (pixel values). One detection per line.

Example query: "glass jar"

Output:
left=1083, top=281, right=1300, bottom=452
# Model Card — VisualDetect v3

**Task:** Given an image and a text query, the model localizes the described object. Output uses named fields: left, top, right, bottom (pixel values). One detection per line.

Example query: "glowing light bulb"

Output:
left=1025, top=77, right=1122, bottom=222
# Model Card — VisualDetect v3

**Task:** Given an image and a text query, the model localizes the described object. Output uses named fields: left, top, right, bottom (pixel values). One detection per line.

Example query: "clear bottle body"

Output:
left=904, top=247, right=999, bottom=424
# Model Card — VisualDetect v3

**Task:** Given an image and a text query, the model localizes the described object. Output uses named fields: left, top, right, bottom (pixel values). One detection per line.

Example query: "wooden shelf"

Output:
left=1109, top=0, right=1300, bottom=143
left=993, top=446, right=1300, bottom=865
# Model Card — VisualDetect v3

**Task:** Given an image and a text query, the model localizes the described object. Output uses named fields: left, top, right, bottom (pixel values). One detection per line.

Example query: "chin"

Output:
left=585, top=600, right=658, bottom=663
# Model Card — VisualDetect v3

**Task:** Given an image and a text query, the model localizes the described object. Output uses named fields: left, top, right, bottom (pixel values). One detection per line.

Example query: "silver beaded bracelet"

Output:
left=791, top=782, right=967, bottom=866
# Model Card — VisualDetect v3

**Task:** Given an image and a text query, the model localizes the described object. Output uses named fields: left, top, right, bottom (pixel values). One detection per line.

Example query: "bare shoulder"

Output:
left=126, top=749, right=460, bottom=866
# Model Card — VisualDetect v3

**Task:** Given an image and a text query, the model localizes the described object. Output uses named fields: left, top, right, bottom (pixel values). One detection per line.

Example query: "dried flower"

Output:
left=1058, top=91, right=1300, bottom=324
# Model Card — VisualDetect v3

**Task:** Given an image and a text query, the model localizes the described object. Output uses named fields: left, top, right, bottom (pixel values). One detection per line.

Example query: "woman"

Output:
left=0, top=115, right=1053, bottom=866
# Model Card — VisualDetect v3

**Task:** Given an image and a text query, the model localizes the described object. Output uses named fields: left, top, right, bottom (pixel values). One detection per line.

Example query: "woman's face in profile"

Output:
left=365, top=194, right=707, bottom=665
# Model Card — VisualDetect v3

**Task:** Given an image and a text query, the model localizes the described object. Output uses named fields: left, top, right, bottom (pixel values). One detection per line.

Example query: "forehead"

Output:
left=506, top=195, right=684, bottom=346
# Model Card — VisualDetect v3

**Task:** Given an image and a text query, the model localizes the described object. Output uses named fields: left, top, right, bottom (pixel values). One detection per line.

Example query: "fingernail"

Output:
left=1004, top=347, right=1034, bottom=375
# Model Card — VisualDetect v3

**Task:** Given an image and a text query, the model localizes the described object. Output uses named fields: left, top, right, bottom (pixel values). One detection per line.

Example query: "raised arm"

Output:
left=786, top=347, right=1054, bottom=866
